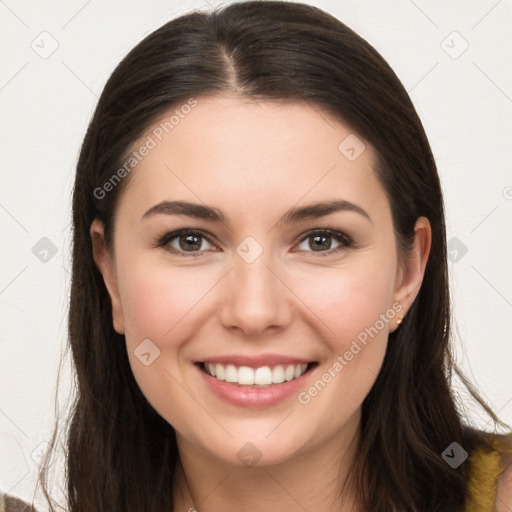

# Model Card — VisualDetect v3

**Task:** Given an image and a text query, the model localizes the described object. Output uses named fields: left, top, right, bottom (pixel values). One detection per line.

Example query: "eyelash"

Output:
left=155, top=228, right=356, bottom=258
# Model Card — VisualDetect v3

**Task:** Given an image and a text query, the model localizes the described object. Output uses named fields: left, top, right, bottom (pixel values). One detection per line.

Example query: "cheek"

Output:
left=117, top=261, right=218, bottom=427
left=116, top=259, right=195, bottom=393
left=119, top=261, right=218, bottom=344
left=289, top=263, right=396, bottom=423
left=291, top=259, right=397, bottom=346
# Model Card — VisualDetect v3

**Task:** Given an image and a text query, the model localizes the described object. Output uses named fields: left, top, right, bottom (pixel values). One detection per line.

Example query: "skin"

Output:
left=497, top=458, right=512, bottom=511
left=91, top=95, right=432, bottom=511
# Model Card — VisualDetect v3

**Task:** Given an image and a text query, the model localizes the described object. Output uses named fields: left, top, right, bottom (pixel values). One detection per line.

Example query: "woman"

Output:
left=37, top=1, right=512, bottom=510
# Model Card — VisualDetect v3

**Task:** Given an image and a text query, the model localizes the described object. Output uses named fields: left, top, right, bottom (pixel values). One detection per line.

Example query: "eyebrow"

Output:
left=141, top=199, right=372, bottom=225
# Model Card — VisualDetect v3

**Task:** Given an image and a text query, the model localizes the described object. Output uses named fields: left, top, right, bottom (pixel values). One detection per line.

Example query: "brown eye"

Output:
left=158, top=229, right=215, bottom=255
left=295, top=229, right=353, bottom=255
left=176, top=233, right=203, bottom=251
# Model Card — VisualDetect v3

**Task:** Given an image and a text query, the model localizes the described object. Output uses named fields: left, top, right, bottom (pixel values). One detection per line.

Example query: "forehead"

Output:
left=117, top=95, right=387, bottom=223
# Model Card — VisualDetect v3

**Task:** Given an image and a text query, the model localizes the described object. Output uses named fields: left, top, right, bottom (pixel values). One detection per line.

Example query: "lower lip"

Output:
left=195, top=363, right=316, bottom=408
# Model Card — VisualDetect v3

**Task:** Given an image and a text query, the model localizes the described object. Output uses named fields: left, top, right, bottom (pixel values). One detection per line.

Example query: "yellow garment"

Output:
left=465, top=432, right=512, bottom=511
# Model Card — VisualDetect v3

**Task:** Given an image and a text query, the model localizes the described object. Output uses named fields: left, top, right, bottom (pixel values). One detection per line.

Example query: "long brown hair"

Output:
left=37, top=2, right=509, bottom=510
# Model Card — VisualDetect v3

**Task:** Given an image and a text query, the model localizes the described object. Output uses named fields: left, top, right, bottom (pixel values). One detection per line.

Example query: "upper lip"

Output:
left=196, top=354, right=315, bottom=368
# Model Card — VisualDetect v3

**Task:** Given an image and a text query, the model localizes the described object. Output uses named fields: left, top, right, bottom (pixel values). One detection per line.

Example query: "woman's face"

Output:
left=92, top=95, right=428, bottom=468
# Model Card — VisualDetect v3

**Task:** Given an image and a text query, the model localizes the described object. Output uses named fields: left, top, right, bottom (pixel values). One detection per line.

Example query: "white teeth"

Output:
left=225, top=364, right=237, bottom=383
left=271, top=365, right=285, bottom=383
left=238, top=366, right=255, bottom=385
left=203, top=362, right=310, bottom=386
left=254, top=366, right=272, bottom=385
left=215, top=363, right=225, bottom=380
left=284, top=364, right=295, bottom=381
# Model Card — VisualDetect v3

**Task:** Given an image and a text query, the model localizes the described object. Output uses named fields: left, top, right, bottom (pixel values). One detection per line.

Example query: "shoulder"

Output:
left=463, top=428, right=512, bottom=511
left=496, top=453, right=512, bottom=512
left=0, top=489, right=38, bottom=512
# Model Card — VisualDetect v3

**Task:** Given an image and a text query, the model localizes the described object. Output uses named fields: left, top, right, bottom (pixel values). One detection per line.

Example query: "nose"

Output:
left=219, top=249, right=293, bottom=339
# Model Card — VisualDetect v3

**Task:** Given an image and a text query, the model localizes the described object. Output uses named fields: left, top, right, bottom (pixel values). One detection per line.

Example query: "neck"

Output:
left=172, top=412, right=362, bottom=512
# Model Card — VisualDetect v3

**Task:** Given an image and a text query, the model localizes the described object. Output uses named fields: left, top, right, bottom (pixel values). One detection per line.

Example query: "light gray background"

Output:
left=1, top=0, right=511, bottom=508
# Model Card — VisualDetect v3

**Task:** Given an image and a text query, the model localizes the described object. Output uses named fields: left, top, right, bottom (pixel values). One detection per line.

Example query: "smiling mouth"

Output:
left=197, top=362, right=318, bottom=387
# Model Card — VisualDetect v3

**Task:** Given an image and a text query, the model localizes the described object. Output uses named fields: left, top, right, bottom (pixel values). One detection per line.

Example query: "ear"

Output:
left=390, top=216, right=432, bottom=331
left=90, top=219, right=125, bottom=334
